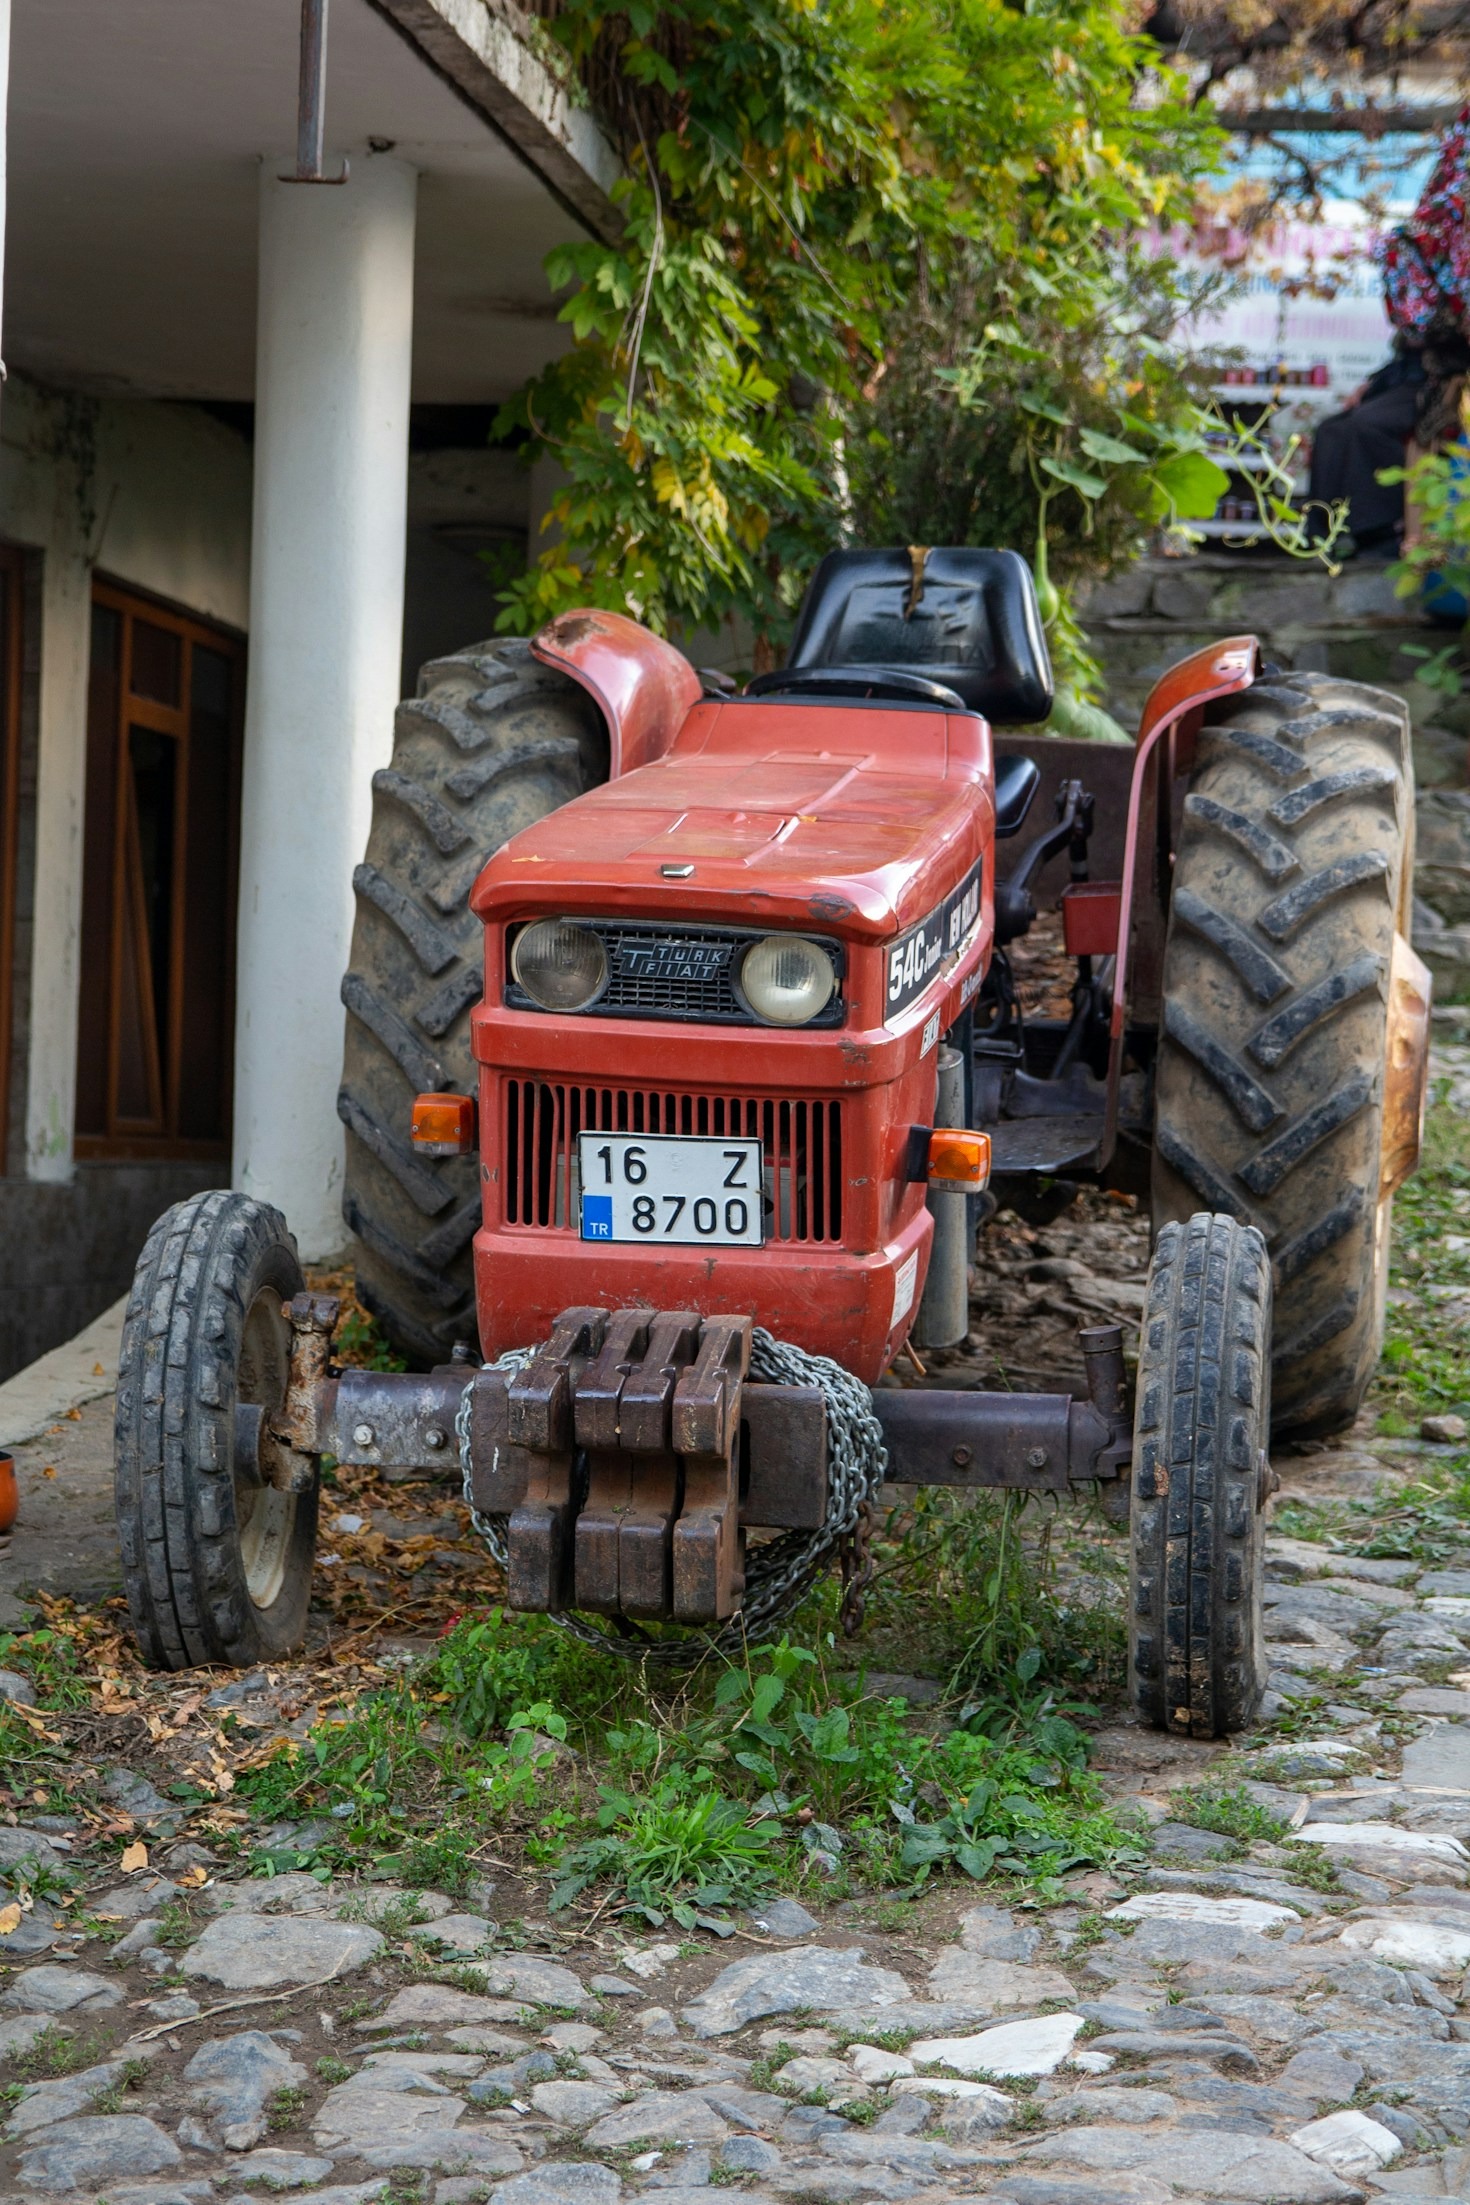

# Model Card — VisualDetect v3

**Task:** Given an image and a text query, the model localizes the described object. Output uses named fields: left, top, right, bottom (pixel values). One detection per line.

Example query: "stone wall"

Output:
left=1083, top=553, right=1470, bottom=993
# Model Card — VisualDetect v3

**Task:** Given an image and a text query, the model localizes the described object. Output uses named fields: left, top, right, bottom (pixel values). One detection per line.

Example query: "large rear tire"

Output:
left=1151, top=671, right=1414, bottom=1437
left=1129, top=1211, right=1271, bottom=1739
left=338, top=639, right=608, bottom=1364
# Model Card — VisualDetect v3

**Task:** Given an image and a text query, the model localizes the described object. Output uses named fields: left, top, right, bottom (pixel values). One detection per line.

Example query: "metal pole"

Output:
left=289, top=0, right=344, bottom=185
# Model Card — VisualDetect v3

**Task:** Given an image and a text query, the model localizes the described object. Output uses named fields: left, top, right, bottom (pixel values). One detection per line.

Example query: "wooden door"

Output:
left=74, top=583, right=245, bottom=1158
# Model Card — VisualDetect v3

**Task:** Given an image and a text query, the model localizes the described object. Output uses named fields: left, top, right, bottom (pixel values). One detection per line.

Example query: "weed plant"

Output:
left=266, top=2083, right=308, bottom=2131
left=7, top=2026, right=91, bottom=2081
left=1169, top=1783, right=1291, bottom=1846
left=849, top=1485, right=1127, bottom=1708
left=0, top=1628, right=91, bottom=1710
left=239, top=1613, right=1135, bottom=1926
left=91, top=2057, right=151, bottom=2114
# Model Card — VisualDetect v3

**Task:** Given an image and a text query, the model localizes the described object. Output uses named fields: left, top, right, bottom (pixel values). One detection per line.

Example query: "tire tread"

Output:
left=1129, top=1212, right=1270, bottom=1738
left=115, top=1190, right=313, bottom=1672
left=338, top=641, right=606, bottom=1362
left=1153, top=672, right=1411, bottom=1436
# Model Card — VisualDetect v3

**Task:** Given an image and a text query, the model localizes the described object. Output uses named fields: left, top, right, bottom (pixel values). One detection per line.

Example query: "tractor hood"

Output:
left=470, top=698, right=995, bottom=942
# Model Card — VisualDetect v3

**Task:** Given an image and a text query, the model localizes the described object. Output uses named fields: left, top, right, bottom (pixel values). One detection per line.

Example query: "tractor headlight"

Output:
left=511, top=919, right=608, bottom=1012
left=739, top=935, right=837, bottom=1026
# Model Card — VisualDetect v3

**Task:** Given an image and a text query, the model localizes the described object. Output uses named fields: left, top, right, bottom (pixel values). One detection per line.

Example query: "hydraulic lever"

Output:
left=993, top=778, right=1095, bottom=945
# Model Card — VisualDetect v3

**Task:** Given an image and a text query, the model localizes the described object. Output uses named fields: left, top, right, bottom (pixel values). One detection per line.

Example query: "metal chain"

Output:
left=455, top=1328, right=889, bottom=1667
left=839, top=1499, right=876, bottom=1638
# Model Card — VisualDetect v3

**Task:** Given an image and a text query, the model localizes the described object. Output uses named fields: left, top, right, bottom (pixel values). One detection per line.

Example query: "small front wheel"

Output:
left=1129, top=1211, right=1272, bottom=1739
left=115, top=1191, right=319, bottom=1670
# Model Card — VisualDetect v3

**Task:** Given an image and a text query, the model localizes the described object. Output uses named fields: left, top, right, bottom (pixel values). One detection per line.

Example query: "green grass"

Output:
left=1373, top=1077, right=1470, bottom=1433
left=5, top=2026, right=88, bottom=2081
left=1169, top=1782, right=1291, bottom=1845
left=266, top=2084, right=308, bottom=2132
left=0, top=1628, right=94, bottom=1711
left=748, top=2042, right=802, bottom=2091
left=91, top=2057, right=151, bottom=2115
left=374, top=2177, right=429, bottom=2205
left=1278, top=1842, right=1342, bottom=1895
left=233, top=1585, right=1134, bottom=1925
left=831, top=2023, right=918, bottom=2052
left=150, top=1898, right=201, bottom=1950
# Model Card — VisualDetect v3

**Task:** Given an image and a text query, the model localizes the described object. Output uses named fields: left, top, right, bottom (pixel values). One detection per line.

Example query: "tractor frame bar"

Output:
left=255, top=1298, right=1132, bottom=1624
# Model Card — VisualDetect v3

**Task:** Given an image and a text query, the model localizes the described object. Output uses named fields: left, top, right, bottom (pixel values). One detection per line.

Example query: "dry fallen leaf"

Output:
left=42, top=1465, right=57, bottom=1480
left=93, top=1362, right=105, bottom=1377
left=65, top=1406, right=82, bottom=1421
left=120, top=1840, right=149, bottom=1874
left=11, top=1707, right=61, bottom=1740
left=0, top=1902, right=21, bottom=1936
left=178, top=1864, right=209, bottom=1888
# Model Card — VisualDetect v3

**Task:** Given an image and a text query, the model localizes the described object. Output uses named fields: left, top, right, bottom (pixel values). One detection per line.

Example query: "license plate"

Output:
left=578, top=1133, right=764, bottom=1246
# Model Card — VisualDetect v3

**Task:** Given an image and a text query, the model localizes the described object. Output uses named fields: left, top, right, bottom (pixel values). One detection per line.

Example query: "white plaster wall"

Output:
left=91, top=401, right=252, bottom=630
left=0, top=374, right=252, bottom=1178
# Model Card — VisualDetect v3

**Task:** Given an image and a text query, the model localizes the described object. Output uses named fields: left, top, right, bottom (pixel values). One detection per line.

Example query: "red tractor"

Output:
left=113, top=548, right=1430, bottom=1738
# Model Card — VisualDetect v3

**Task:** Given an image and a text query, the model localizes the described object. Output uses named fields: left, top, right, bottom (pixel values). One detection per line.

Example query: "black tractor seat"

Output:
left=764, top=546, right=1054, bottom=726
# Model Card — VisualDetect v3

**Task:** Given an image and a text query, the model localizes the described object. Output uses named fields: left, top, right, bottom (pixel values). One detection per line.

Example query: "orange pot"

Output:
left=0, top=1454, right=17, bottom=1536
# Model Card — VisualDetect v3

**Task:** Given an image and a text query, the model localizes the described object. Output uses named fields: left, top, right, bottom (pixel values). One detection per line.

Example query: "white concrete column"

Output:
left=23, top=543, right=91, bottom=1180
left=233, top=153, right=417, bottom=1256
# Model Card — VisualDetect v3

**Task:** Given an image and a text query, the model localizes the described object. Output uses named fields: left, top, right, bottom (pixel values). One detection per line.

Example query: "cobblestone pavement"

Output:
left=4, top=1041, right=1470, bottom=2205
left=12, top=1423, right=1470, bottom=2204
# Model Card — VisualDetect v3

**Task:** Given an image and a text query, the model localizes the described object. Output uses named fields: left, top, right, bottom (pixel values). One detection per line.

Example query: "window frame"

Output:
left=74, top=578, right=246, bottom=1162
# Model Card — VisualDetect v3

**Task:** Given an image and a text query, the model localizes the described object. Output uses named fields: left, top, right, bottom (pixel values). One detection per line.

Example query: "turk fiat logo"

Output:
left=617, top=937, right=729, bottom=982
left=886, top=859, right=982, bottom=1022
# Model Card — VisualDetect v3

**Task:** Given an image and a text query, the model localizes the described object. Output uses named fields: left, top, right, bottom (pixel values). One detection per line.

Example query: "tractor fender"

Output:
left=1135, top=634, right=1260, bottom=749
left=531, top=609, right=704, bottom=779
left=1101, top=636, right=1262, bottom=1162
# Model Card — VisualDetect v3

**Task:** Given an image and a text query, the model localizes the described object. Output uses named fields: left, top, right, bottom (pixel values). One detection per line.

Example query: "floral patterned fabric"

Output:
left=1381, top=105, right=1470, bottom=336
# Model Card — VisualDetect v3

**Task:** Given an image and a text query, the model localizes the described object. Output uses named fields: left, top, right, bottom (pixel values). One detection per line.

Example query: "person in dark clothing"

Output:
left=1308, top=104, right=1470, bottom=551
left=1307, top=342, right=1424, bottom=552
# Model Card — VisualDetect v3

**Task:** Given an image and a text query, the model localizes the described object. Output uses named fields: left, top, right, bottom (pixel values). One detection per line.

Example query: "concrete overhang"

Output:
left=8, top=0, right=621, bottom=404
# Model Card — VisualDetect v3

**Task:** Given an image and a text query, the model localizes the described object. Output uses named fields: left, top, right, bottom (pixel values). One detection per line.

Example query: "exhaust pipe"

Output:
left=915, top=1044, right=969, bottom=1350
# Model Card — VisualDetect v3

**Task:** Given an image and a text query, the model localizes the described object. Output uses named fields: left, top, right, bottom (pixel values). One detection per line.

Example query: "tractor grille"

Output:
left=503, top=1081, right=844, bottom=1243
left=599, top=926, right=741, bottom=1022
left=505, top=921, right=844, bottom=1028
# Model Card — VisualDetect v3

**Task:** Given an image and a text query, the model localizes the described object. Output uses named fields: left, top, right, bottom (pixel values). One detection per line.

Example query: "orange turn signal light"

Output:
left=411, top=1093, right=476, bottom=1156
left=927, top=1129, right=992, bottom=1188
